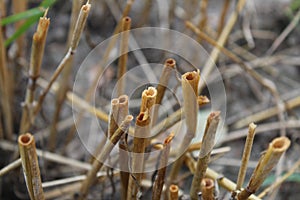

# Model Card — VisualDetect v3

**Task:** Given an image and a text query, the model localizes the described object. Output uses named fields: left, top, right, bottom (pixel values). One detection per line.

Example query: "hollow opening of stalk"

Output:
left=273, top=139, right=285, bottom=148
left=138, top=113, right=145, bottom=121
left=203, top=179, right=214, bottom=187
left=146, top=88, right=155, bottom=96
left=170, top=185, right=178, bottom=192
left=20, top=134, right=32, bottom=144
left=186, top=73, right=195, bottom=80
left=119, top=96, right=127, bottom=104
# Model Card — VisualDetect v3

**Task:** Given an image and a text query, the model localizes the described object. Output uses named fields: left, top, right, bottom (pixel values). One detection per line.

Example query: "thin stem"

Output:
left=217, top=0, right=231, bottom=36
left=198, top=0, right=208, bottom=30
left=127, top=112, right=151, bottom=200
left=117, top=16, right=131, bottom=96
left=79, top=115, right=133, bottom=200
left=0, top=158, right=22, bottom=177
left=238, top=137, right=291, bottom=200
left=20, top=15, right=50, bottom=134
left=109, top=98, right=120, bottom=138
left=257, top=159, right=300, bottom=198
left=190, top=111, right=220, bottom=200
left=236, top=123, right=257, bottom=191
left=152, top=133, right=174, bottom=200
left=198, top=0, right=247, bottom=93
left=18, top=133, right=45, bottom=200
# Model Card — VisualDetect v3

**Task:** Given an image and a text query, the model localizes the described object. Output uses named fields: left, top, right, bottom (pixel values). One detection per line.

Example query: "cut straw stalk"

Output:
left=49, top=0, right=84, bottom=151
left=140, top=86, right=158, bottom=113
left=237, top=136, right=291, bottom=200
left=127, top=112, right=151, bottom=200
left=169, top=184, right=179, bottom=200
left=79, top=115, right=133, bottom=200
left=200, top=178, right=215, bottom=200
left=152, top=133, right=174, bottom=200
left=0, top=18, right=12, bottom=140
left=20, top=15, right=50, bottom=134
left=109, top=98, right=120, bottom=138
left=169, top=70, right=200, bottom=183
left=31, top=2, right=91, bottom=132
left=153, top=58, right=176, bottom=125
left=18, top=133, right=44, bottom=200
left=117, top=16, right=131, bottom=96
left=190, top=111, right=220, bottom=200
left=236, top=123, right=257, bottom=191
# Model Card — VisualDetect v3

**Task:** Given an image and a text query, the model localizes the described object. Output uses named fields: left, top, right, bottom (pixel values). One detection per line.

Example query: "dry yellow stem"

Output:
left=127, top=112, right=151, bottom=200
left=238, top=136, right=291, bottom=200
left=18, top=133, right=44, bottom=200
left=79, top=115, right=133, bottom=200
left=169, top=184, right=179, bottom=200
left=236, top=123, right=257, bottom=191
left=117, top=16, right=131, bottom=96
left=201, top=178, right=215, bottom=200
left=190, top=111, right=220, bottom=200
left=20, top=16, right=50, bottom=134
left=140, top=87, right=158, bottom=113
left=109, top=98, right=120, bottom=138
left=152, top=133, right=174, bottom=200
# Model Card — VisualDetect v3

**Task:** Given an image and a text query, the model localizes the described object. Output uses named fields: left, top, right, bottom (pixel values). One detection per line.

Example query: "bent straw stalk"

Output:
left=20, top=14, right=50, bottom=134
left=152, top=133, right=174, bottom=200
left=238, top=136, right=291, bottom=200
left=190, top=111, right=220, bottom=200
left=117, top=16, right=131, bottom=96
left=18, top=133, right=45, bottom=200
left=236, top=123, right=257, bottom=191
left=169, top=70, right=200, bottom=183
left=109, top=98, right=120, bottom=138
left=169, top=184, right=179, bottom=200
left=79, top=115, right=133, bottom=200
left=127, top=112, right=151, bottom=200
left=200, top=178, right=215, bottom=200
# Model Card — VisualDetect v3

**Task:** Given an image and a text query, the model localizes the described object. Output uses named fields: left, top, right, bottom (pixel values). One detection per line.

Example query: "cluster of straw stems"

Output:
left=0, top=1, right=296, bottom=200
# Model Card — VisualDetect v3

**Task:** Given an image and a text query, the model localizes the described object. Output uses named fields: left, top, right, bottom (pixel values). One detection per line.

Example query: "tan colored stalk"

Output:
left=32, top=2, right=91, bottom=124
left=258, top=159, right=300, bottom=198
left=169, top=70, right=200, bottom=183
left=117, top=95, right=130, bottom=200
left=190, top=111, right=220, bottom=200
left=238, top=137, right=291, bottom=200
left=20, top=14, right=50, bottom=134
left=0, top=18, right=12, bottom=140
left=0, top=1, right=6, bottom=18
left=117, top=16, right=131, bottom=96
left=236, top=123, right=257, bottom=191
left=127, top=112, right=151, bottom=200
left=50, top=0, right=84, bottom=151
left=109, top=98, right=120, bottom=138
left=200, top=178, right=215, bottom=200
left=140, top=86, right=158, bottom=112
left=152, top=58, right=176, bottom=125
left=18, top=133, right=44, bottom=200
left=199, top=0, right=247, bottom=93
left=12, top=0, right=27, bottom=57
left=198, top=0, right=208, bottom=31
left=0, top=158, right=22, bottom=176
left=169, top=184, right=179, bottom=200
left=186, top=20, right=286, bottom=137
left=79, top=115, right=133, bottom=200
left=152, top=133, right=174, bottom=200
left=217, top=0, right=231, bottom=36
left=62, top=0, right=135, bottom=147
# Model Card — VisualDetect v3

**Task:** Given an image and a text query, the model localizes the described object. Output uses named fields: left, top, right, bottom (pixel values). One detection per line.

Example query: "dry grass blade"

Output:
left=238, top=137, right=291, bottom=199
left=217, top=0, right=231, bottom=36
left=18, top=133, right=45, bottom=200
left=79, top=115, right=133, bottom=200
left=117, top=16, right=131, bottom=96
left=0, top=158, right=22, bottom=177
left=20, top=15, right=50, bottom=134
left=236, top=123, right=257, bottom=191
left=190, top=111, right=220, bottom=200
left=152, top=133, right=174, bottom=200
left=198, top=0, right=208, bottom=32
